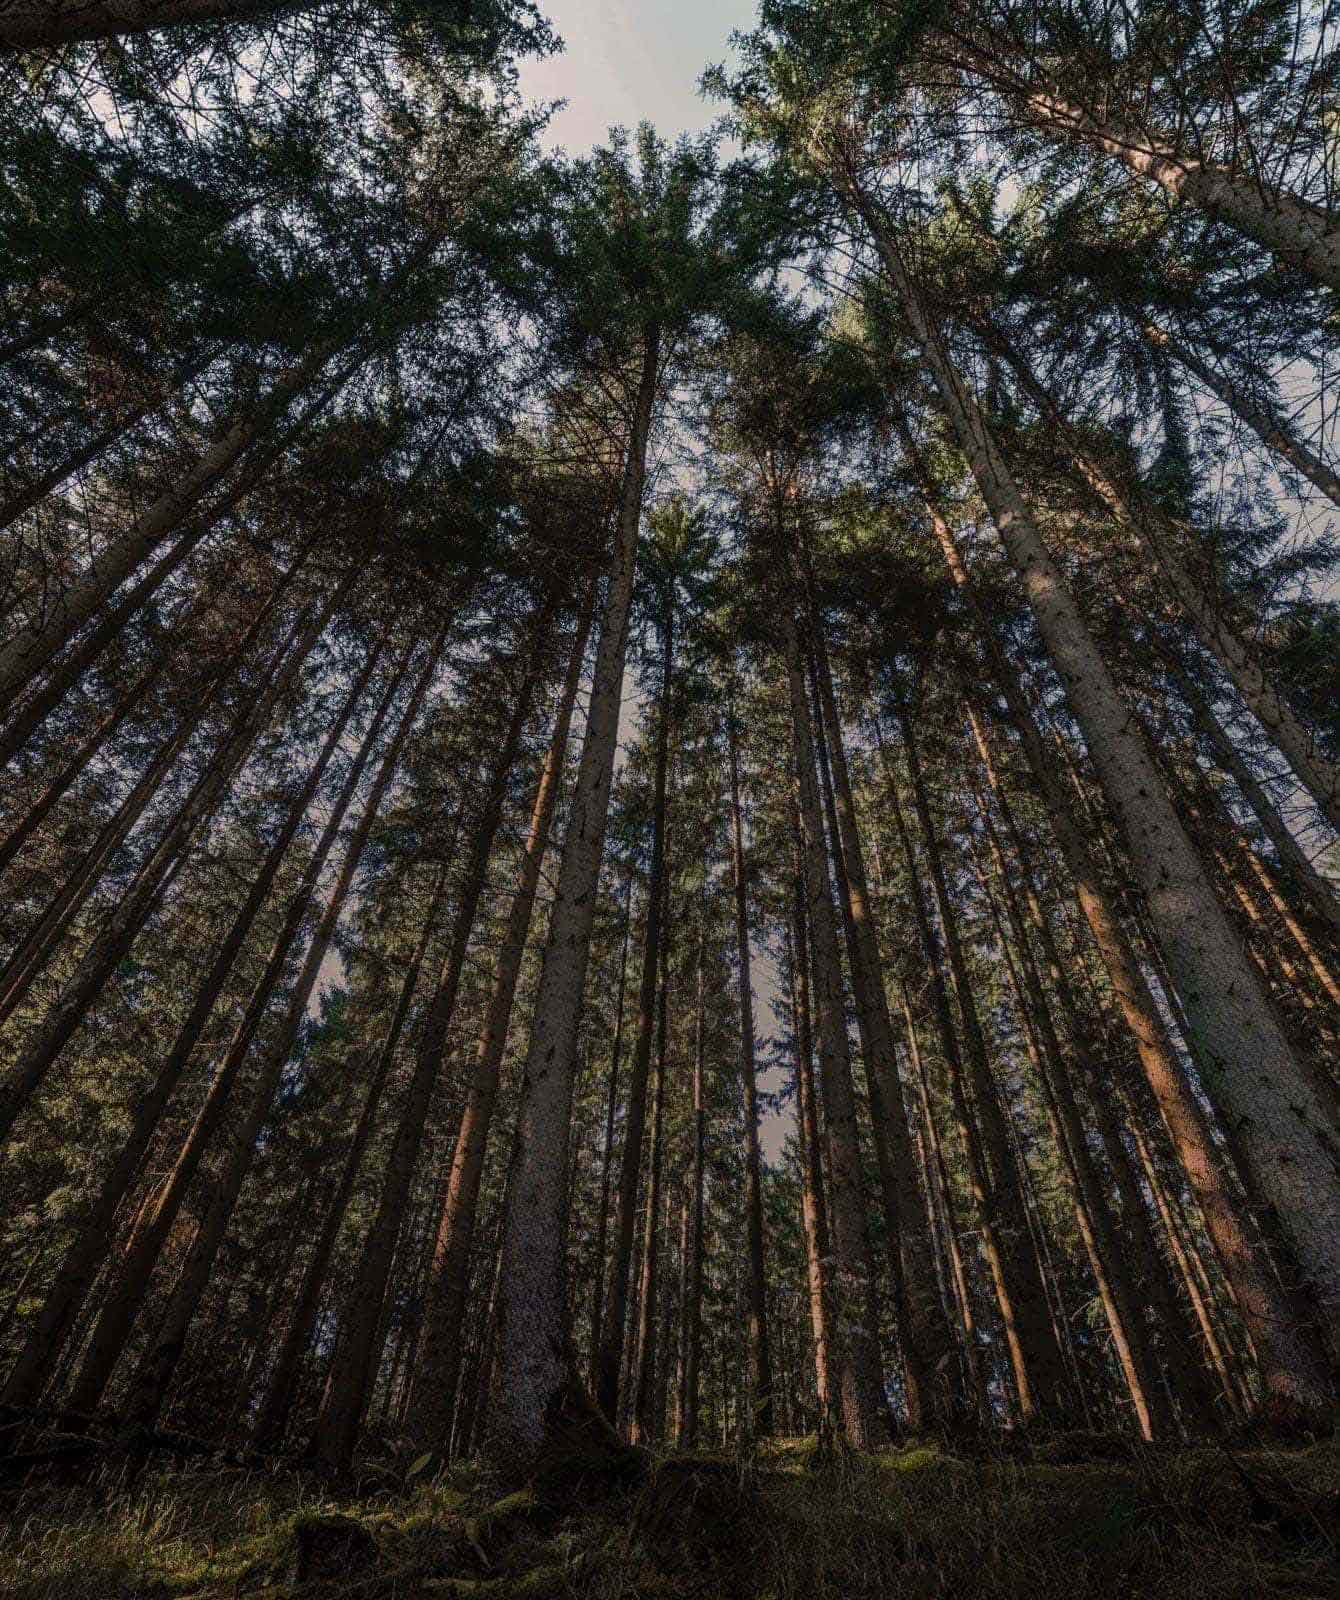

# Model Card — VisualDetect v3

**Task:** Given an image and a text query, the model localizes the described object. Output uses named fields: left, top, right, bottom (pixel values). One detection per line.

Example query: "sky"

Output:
left=516, top=0, right=758, bottom=155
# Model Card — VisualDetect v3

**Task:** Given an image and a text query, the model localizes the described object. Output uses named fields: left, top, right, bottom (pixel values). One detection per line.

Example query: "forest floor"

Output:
left=2, top=1433, right=1338, bottom=1600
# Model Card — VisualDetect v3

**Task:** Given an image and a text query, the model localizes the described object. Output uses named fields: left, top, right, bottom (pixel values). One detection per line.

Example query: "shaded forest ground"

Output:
left=2, top=1434, right=1338, bottom=1599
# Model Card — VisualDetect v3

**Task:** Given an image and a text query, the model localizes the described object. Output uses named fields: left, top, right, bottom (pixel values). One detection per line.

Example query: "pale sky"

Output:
left=517, top=0, right=758, bottom=154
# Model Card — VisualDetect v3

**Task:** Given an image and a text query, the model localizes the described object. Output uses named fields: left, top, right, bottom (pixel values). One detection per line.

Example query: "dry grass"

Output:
left=1, top=1436, right=1337, bottom=1599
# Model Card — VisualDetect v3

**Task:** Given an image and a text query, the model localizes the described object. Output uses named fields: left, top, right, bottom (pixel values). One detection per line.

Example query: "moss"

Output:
left=3, top=1441, right=1338, bottom=1600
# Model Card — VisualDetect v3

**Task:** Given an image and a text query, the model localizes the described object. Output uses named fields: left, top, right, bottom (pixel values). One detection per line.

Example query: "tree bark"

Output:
left=725, top=699, right=773, bottom=1437
left=781, top=602, right=886, bottom=1449
left=785, top=890, right=834, bottom=1420
left=1165, top=657, right=1340, bottom=944
left=629, top=894, right=671, bottom=1448
left=0, top=347, right=345, bottom=707
left=0, top=0, right=331, bottom=50
left=250, top=858, right=451, bottom=1452
left=595, top=593, right=675, bottom=1424
left=917, top=483, right=1337, bottom=1411
left=485, top=326, right=658, bottom=1478
left=60, top=627, right=440, bottom=1416
left=1140, top=323, right=1340, bottom=511
left=404, top=588, right=595, bottom=1451
left=313, top=630, right=545, bottom=1472
left=589, top=871, right=632, bottom=1389
left=0, top=637, right=392, bottom=1408
left=0, top=598, right=326, bottom=1144
left=873, top=237, right=1340, bottom=1397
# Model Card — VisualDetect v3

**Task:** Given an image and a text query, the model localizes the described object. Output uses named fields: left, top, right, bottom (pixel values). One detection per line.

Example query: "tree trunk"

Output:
left=0, top=347, right=347, bottom=707
left=0, top=351, right=218, bottom=536
left=59, top=629, right=440, bottom=1416
left=915, top=472, right=1338, bottom=1411
left=982, top=71, right=1340, bottom=292
left=781, top=603, right=885, bottom=1449
left=0, top=597, right=326, bottom=1144
left=875, top=238, right=1340, bottom=1400
left=249, top=857, right=450, bottom=1452
left=595, top=594, right=675, bottom=1424
left=589, top=870, right=632, bottom=1389
left=313, top=633, right=545, bottom=1471
left=972, top=825, right=1168, bottom=1439
left=725, top=700, right=772, bottom=1437
left=679, top=921, right=707, bottom=1447
left=1165, top=658, right=1340, bottom=945
left=891, top=703, right=1072, bottom=1420
left=0, top=638, right=392, bottom=1408
left=807, top=624, right=956, bottom=1427
left=405, top=589, right=595, bottom=1451
left=786, top=891, right=834, bottom=1419
left=899, top=989, right=987, bottom=1419
left=485, top=325, right=658, bottom=1480
left=630, top=901, right=671, bottom=1448
left=1140, top=323, right=1340, bottom=511
left=964, top=701, right=1226, bottom=1430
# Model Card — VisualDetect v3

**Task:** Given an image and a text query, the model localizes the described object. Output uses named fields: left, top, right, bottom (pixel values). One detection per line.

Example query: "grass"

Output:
left=1, top=1436, right=1337, bottom=1599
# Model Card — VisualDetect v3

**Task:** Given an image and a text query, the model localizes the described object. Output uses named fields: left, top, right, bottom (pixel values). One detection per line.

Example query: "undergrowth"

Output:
left=1, top=1436, right=1337, bottom=1599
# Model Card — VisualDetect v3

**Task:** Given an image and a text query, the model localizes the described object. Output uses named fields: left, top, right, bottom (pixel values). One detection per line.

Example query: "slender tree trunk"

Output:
left=679, top=924, right=707, bottom=1447
left=0, top=525, right=316, bottom=772
left=916, top=486, right=1337, bottom=1409
left=786, top=899, right=834, bottom=1420
left=892, top=704, right=1072, bottom=1419
left=874, top=240, right=1340, bottom=1398
left=781, top=603, right=885, bottom=1449
left=0, top=599, right=325, bottom=1143
left=1163, top=658, right=1340, bottom=945
left=404, top=590, right=595, bottom=1450
left=0, top=640, right=392, bottom=1408
left=900, top=990, right=987, bottom=1420
left=965, top=703, right=1225, bottom=1430
left=486, top=327, right=658, bottom=1478
left=0, top=348, right=348, bottom=707
left=0, top=351, right=218, bottom=536
left=589, top=871, right=632, bottom=1388
left=725, top=701, right=772, bottom=1437
left=630, top=901, right=671, bottom=1448
left=314, top=637, right=544, bottom=1471
left=596, top=598, right=675, bottom=1424
left=808, top=628, right=957, bottom=1426
left=59, top=630, right=440, bottom=1416
left=1138, top=324, right=1340, bottom=510
left=249, top=860, right=452, bottom=1452
left=973, top=831, right=1167, bottom=1439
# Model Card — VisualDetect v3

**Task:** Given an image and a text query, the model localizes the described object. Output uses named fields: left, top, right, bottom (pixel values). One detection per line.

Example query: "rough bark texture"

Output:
left=406, top=590, right=595, bottom=1451
left=911, top=448, right=1337, bottom=1411
left=484, top=326, right=658, bottom=1482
